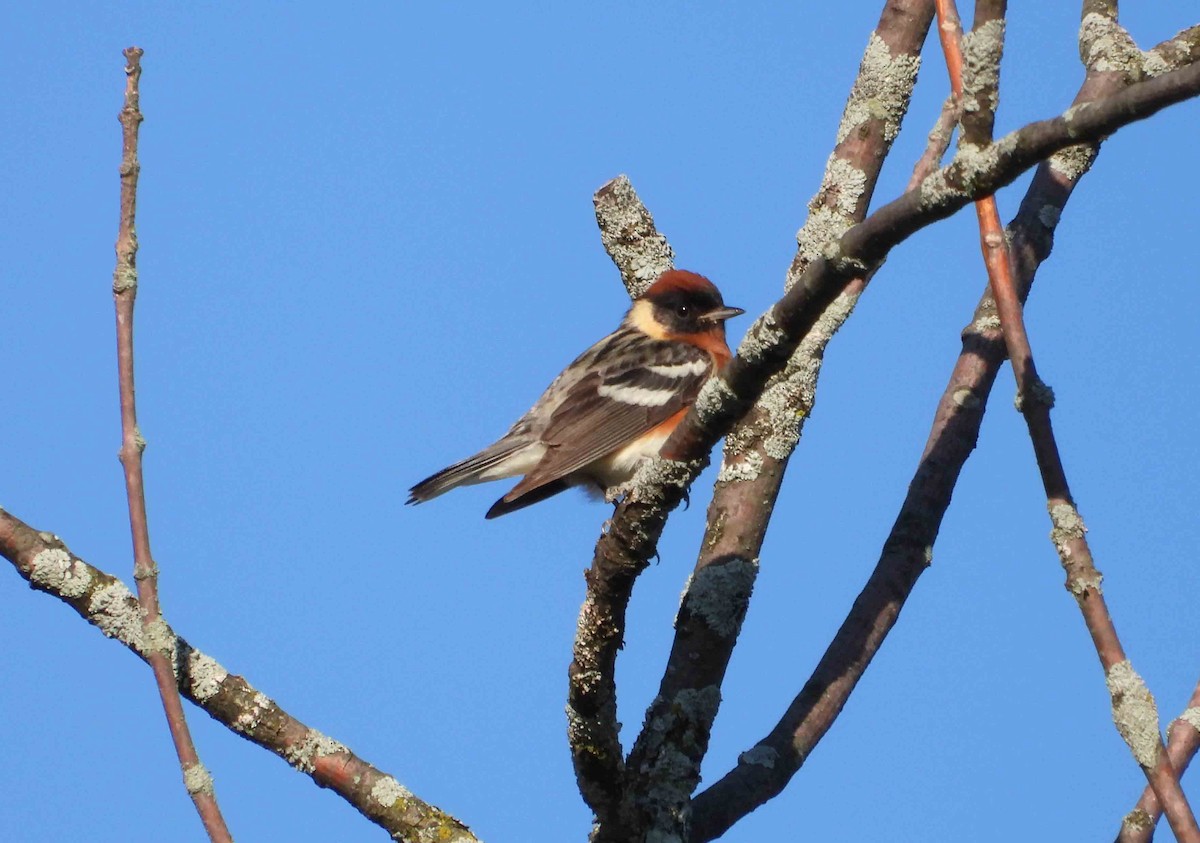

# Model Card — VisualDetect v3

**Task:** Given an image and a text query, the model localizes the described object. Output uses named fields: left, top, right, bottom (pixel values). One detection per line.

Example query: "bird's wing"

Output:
left=505, top=336, right=712, bottom=498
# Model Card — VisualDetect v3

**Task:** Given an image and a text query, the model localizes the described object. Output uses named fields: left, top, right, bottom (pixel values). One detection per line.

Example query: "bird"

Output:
left=407, top=269, right=744, bottom=519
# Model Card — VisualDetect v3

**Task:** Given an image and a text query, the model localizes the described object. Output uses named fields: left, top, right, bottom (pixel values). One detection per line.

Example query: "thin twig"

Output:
left=111, top=47, right=233, bottom=843
left=932, top=4, right=1200, bottom=840
left=0, top=509, right=479, bottom=842
left=907, top=92, right=961, bottom=190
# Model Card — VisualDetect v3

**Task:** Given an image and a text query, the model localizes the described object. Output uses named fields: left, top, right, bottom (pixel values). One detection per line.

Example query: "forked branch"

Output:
left=933, top=2, right=1199, bottom=839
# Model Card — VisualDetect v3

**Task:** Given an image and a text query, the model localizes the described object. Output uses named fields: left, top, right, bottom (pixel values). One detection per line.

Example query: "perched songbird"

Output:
left=407, top=270, right=744, bottom=518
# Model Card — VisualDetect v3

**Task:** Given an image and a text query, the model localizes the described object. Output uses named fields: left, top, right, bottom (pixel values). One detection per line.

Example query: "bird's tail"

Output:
left=407, top=440, right=532, bottom=505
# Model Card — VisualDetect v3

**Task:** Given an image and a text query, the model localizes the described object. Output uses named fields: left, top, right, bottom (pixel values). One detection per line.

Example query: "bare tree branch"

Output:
left=935, top=3, right=1198, bottom=838
left=566, top=176, right=684, bottom=817
left=907, top=92, right=960, bottom=189
left=954, top=0, right=1005, bottom=148
left=110, top=47, right=233, bottom=842
left=0, top=510, right=479, bottom=843
left=1118, top=680, right=1200, bottom=842
left=945, top=0, right=1200, bottom=830
left=593, top=174, right=675, bottom=299
left=689, top=20, right=1200, bottom=842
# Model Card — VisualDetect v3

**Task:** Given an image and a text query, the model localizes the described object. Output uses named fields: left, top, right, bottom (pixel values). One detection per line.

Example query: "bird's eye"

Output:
left=675, top=304, right=691, bottom=318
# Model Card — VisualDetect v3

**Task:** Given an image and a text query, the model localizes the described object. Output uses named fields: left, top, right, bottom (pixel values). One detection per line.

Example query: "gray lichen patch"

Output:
left=956, top=133, right=1018, bottom=193
left=622, top=457, right=704, bottom=505
left=820, top=156, right=869, bottom=220
left=1176, top=706, right=1200, bottom=734
left=681, top=557, right=759, bottom=638
left=234, top=690, right=274, bottom=734
left=764, top=289, right=857, bottom=443
left=371, top=776, right=414, bottom=808
left=792, top=208, right=853, bottom=286
left=733, top=286, right=858, bottom=460
left=968, top=308, right=1001, bottom=334
left=717, top=450, right=763, bottom=484
left=1142, top=49, right=1169, bottom=78
left=1067, top=571, right=1104, bottom=597
left=952, top=387, right=981, bottom=409
left=1048, top=503, right=1086, bottom=546
left=801, top=286, right=860, bottom=356
left=735, top=311, right=787, bottom=365
left=564, top=703, right=593, bottom=745
left=791, top=157, right=869, bottom=273
left=757, top=380, right=806, bottom=460
left=182, top=762, right=214, bottom=796
left=918, top=168, right=955, bottom=208
left=638, top=745, right=695, bottom=842
left=594, top=174, right=675, bottom=299
left=111, top=267, right=137, bottom=294
left=738, top=744, right=779, bottom=769
left=29, top=548, right=94, bottom=598
left=1048, top=143, right=1098, bottom=183
left=692, top=376, right=738, bottom=427
left=142, top=615, right=178, bottom=665
left=1105, top=660, right=1162, bottom=769
left=960, top=18, right=1006, bottom=118
left=1120, top=809, right=1155, bottom=835
left=632, top=686, right=723, bottom=842
left=836, top=32, right=921, bottom=146
left=1144, top=37, right=1195, bottom=78
left=88, top=580, right=146, bottom=652
left=1079, top=12, right=1144, bottom=78
left=286, top=729, right=349, bottom=774
left=187, top=651, right=229, bottom=702
left=662, top=687, right=722, bottom=739
left=1014, top=378, right=1055, bottom=412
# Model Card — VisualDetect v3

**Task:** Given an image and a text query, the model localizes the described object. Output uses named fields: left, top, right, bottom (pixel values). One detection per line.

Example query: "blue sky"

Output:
left=3, top=3, right=1198, bottom=841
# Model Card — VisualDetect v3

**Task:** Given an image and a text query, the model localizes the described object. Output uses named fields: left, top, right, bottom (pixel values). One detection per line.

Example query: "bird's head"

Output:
left=626, top=270, right=744, bottom=340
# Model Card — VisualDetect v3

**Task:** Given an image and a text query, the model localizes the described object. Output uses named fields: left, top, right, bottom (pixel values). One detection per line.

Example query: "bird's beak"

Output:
left=700, top=306, right=746, bottom=324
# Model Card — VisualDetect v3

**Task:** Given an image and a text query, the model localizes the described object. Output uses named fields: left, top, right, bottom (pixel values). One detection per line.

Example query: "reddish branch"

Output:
left=935, top=3, right=1199, bottom=840
left=111, top=47, right=233, bottom=842
left=689, top=17, right=1200, bottom=842
left=1119, top=680, right=1200, bottom=842
left=0, top=510, right=478, bottom=842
